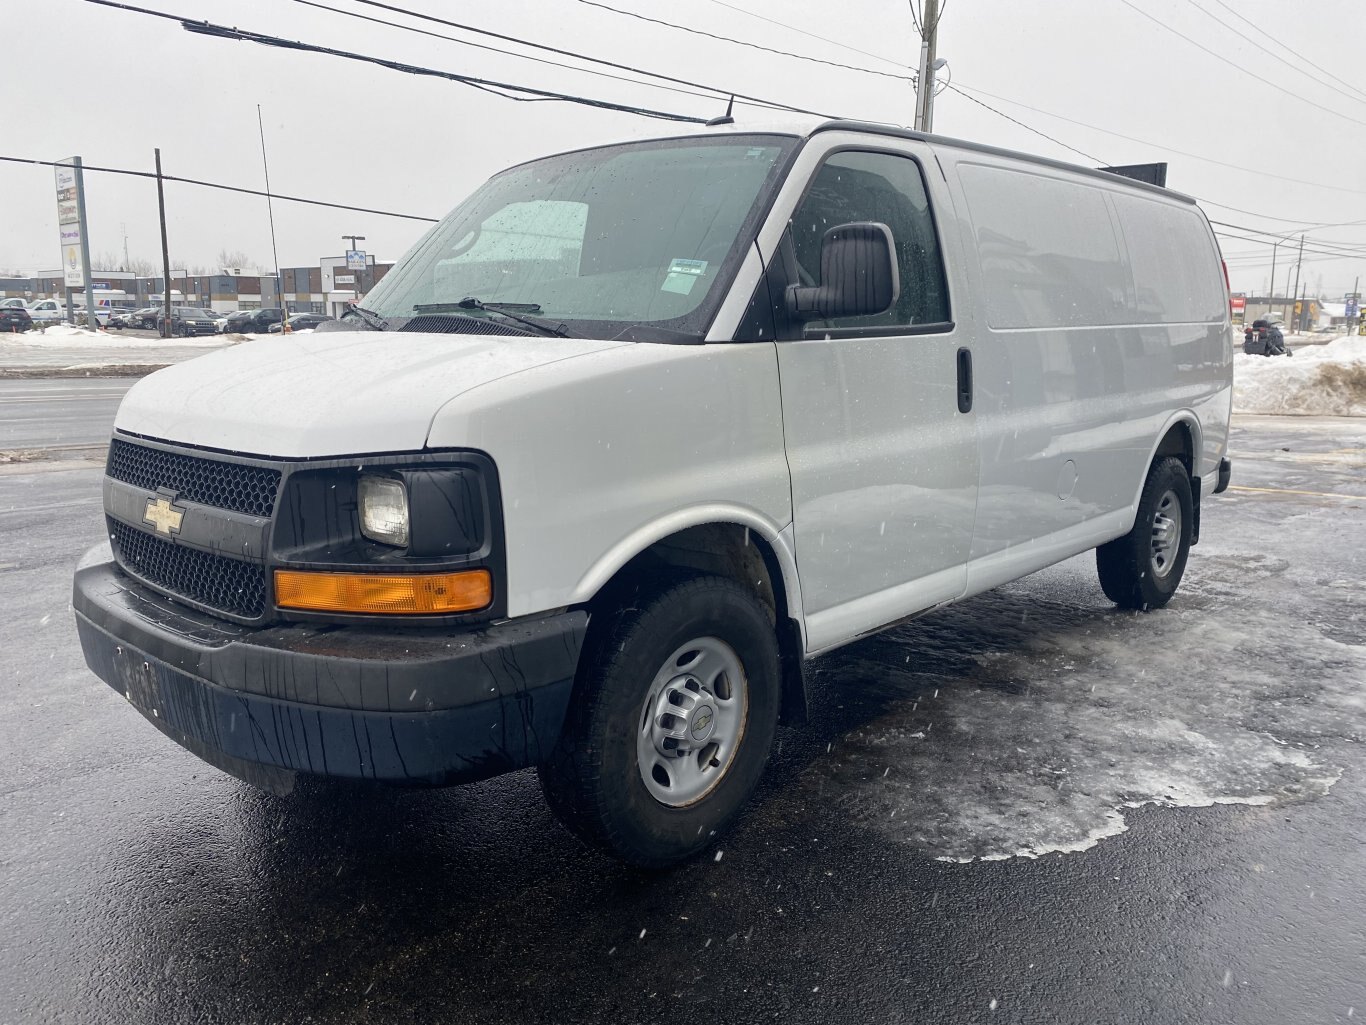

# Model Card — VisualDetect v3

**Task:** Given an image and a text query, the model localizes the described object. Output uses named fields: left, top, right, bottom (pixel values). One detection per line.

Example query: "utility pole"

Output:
left=1290, top=234, right=1304, bottom=331
left=913, top=0, right=939, bottom=132
left=154, top=149, right=173, bottom=338
left=256, top=106, right=285, bottom=328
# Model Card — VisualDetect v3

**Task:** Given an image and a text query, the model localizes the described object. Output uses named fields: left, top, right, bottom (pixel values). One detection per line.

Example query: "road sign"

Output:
left=1346, top=298, right=1359, bottom=318
left=345, top=249, right=367, bottom=271
left=55, top=159, right=86, bottom=288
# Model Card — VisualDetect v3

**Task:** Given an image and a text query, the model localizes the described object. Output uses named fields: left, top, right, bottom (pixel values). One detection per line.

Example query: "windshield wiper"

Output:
left=411, top=298, right=573, bottom=338
left=340, top=304, right=389, bottom=331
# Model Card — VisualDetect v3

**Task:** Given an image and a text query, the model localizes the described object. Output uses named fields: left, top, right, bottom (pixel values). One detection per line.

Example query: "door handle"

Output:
left=956, top=347, right=973, bottom=414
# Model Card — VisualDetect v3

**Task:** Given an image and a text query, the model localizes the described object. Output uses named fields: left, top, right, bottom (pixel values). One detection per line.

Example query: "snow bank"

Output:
left=1233, top=333, right=1366, bottom=416
left=9, top=324, right=234, bottom=349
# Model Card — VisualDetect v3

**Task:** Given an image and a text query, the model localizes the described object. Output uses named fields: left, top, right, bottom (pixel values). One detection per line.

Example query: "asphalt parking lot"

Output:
left=1, top=411, right=1363, bottom=1025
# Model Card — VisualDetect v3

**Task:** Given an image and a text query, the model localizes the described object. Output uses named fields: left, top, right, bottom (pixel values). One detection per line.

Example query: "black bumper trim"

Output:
left=1215, top=457, right=1232, bottom=494
left=74, top=559, right=586, bottom=785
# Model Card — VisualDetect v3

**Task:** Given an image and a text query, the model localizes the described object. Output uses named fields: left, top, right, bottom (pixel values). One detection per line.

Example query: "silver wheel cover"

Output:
left=1149, top=488, right=1183, bottom=579
left=636, top=636, right=749, bottom=807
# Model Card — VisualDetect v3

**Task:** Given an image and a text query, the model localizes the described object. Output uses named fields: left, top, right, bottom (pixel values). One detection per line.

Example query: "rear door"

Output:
left=762, top=137, right=977, bottom=654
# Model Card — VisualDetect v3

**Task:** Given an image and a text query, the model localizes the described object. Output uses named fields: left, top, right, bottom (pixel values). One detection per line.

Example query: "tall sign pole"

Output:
left=55, top=157, right=96, bottom=331
left=74, top=159, right=97, bottom=331
left=155, top=149, right=173, bottom=337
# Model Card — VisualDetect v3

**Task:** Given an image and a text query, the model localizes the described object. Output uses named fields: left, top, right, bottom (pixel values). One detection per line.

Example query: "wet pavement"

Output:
left=1, top=415, right=1363, bottom=1024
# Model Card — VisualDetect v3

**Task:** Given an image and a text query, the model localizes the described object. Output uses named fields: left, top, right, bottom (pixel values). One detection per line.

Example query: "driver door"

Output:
left=769, top=141, right=978, bottom=654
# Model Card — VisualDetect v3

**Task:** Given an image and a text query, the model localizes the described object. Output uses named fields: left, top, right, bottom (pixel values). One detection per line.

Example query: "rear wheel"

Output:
left=538, top=576, right=781, bottom=867
left=1096, top=455, right=1193, bottom=609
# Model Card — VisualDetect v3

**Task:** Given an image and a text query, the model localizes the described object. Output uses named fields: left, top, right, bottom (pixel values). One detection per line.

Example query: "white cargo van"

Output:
left=74, top=120, right=1233, bottom=865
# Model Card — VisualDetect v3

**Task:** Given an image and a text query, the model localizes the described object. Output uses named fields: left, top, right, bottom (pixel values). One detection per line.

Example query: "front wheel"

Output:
left=1096, top=455, right=1193, bottom=610
left=538, top=576, right=782, bottom=867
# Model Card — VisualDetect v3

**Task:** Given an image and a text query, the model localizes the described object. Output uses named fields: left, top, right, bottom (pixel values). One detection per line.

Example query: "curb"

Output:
left=0, top=365, right=169, bottom=380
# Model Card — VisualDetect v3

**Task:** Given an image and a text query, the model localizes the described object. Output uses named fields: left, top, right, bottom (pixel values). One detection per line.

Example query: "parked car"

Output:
left=0, top=305, right=33, bottom=332
left=221, top=308, right=283, bottom=333
left=105, top=309, right=140, bottom=330
left=221, top=310, right=255, bottom=333
left=156, top=306, right=220, bottom=337
left=0, top=297, right=29, bottom=309
left=268, top=312, right=335, bottom=332
left=25, top=299, right=65, bottom=324
left=74, top=120, right=1234, bottom=866
left=129, top=306, right=162, bottom=329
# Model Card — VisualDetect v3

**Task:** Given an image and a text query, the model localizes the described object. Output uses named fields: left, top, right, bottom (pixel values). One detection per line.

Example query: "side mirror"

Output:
left=786, top=221, right=900, bottom=322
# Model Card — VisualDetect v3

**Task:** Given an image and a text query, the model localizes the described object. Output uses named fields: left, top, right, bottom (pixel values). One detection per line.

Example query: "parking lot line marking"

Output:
left=1229, top=484, right=1364, bottom=500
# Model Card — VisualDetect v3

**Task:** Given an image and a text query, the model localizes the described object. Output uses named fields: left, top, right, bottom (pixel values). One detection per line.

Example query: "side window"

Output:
left=788, top=150, right=950, bottom=330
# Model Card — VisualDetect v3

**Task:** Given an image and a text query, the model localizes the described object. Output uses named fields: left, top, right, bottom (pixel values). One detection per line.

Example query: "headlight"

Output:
left=359, top=475, right=409, bottom=547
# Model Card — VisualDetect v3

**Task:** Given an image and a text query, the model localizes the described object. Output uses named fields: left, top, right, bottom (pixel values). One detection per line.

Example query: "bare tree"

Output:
left=216, top=249, right=256, bottom=272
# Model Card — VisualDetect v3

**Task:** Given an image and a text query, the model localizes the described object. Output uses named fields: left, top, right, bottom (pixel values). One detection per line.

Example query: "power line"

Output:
left=941, top=84, right=1106, bottom=163
left=1211, top=229, right=1366, bottom=261
left=0, top=154, right=439, bottom=222
left=949, top=82, right=1366, bottom=200
left=1208, top=0, right=1366, bottom=105
left=338, top=0, right=830, bottom=117
left=696, top=0, right=911, bottom=71
left=1114, top=0, right=1366, bottom=131
left=1183, top=0, right=1366, bottom=111
left=573, top=0, right=915, bottom=83
left=287, top=0, right=729, bottom=107
left=80, top=0, right=720, bottom=123
left=1212, top=229, right=1366, bottom=261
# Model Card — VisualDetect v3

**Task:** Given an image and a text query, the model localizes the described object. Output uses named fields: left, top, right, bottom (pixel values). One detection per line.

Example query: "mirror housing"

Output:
left=786, top=222, right=899, bottom=322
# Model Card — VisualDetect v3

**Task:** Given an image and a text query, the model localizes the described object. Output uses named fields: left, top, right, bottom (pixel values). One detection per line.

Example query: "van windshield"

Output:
left=362, top=134, right=796, bottom=341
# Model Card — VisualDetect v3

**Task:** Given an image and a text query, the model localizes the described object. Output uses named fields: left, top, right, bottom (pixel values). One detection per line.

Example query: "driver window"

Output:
left=789, top=150, right=950, bottom=330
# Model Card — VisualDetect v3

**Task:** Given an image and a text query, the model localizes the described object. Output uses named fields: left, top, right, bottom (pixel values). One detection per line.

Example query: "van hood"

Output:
left=114, top=331, right=623, bottom=457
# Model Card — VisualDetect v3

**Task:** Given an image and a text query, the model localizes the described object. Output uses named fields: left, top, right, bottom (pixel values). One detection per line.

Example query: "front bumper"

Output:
left=73, top=555, right=586, bottom=790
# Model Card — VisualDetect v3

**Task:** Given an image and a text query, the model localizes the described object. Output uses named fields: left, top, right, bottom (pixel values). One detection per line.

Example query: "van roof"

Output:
left=506, top=117, right=1197, bottom=206
left=691, top=116, right=1193, bottom=205
left=811, top=120, right=1196, bottom=204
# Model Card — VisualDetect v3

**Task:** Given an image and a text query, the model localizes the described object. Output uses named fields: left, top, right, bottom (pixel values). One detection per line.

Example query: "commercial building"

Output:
left=2, top=257, right=392, bottom=317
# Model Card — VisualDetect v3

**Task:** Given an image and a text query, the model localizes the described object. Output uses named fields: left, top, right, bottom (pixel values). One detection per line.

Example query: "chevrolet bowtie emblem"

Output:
left=143, top=496, right=185, bottom=536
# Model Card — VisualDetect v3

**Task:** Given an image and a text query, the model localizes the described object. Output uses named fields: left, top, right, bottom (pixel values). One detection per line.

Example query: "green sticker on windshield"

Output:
left=661, top=258, right=708, bottom=296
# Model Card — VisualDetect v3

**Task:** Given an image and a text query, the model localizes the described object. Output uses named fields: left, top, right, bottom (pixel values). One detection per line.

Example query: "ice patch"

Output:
left=782, top=549, right=1364, bottom=863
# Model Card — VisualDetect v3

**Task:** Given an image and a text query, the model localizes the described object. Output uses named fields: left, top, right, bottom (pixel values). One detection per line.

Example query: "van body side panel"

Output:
left=944, top=154, right=1230, bottom=585
left=425, top=343, right=793, bottom=620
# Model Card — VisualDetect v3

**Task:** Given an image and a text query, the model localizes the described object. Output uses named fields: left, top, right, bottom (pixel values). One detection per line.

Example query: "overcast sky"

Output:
left=5, top=0, right=1366, bottom=296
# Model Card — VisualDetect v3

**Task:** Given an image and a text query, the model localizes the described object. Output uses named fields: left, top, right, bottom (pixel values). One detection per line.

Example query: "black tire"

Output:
left=538, top=575, right=782, bottom=868
left=1097, top=455, right=1193, bottom=610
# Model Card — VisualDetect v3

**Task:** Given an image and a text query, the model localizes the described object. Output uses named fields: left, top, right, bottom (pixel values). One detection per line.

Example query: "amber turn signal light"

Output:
left=274, top=569, right=492, bottom=614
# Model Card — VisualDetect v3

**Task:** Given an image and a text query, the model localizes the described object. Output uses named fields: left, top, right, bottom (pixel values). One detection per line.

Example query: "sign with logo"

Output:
left=345, top=249, right=367, bottom=271
left=55, top=159, right=86, bottom=287
left=1229, top=293, right=1246, bottom=313
left=1347, top=297, right=1359, bottom=318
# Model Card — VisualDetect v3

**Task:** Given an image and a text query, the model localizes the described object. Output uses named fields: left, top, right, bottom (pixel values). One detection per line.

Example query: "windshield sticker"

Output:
left=661, top=258, right=708, bottom=296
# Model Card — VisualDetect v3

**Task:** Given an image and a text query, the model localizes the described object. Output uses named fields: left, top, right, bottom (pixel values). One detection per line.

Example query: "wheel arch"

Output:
left=573, top=508, right=810, bottom=724
left=1128, top=411, right=1202, bottom=541
left=1130, top=412, right=1200, bottom=507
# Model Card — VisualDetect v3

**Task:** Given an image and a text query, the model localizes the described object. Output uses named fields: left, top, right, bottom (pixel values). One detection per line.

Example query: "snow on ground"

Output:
left=1235, top=333, right=1366, bottom=416
left=5, top=324, right=238, bottom=349
left=781, top=545, right=1362, bottom=863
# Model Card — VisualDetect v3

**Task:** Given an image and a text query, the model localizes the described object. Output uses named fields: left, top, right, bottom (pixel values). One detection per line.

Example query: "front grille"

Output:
left=111, top=520, right=267, bottom=619
left=108, top=438, right=281, bottom=518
